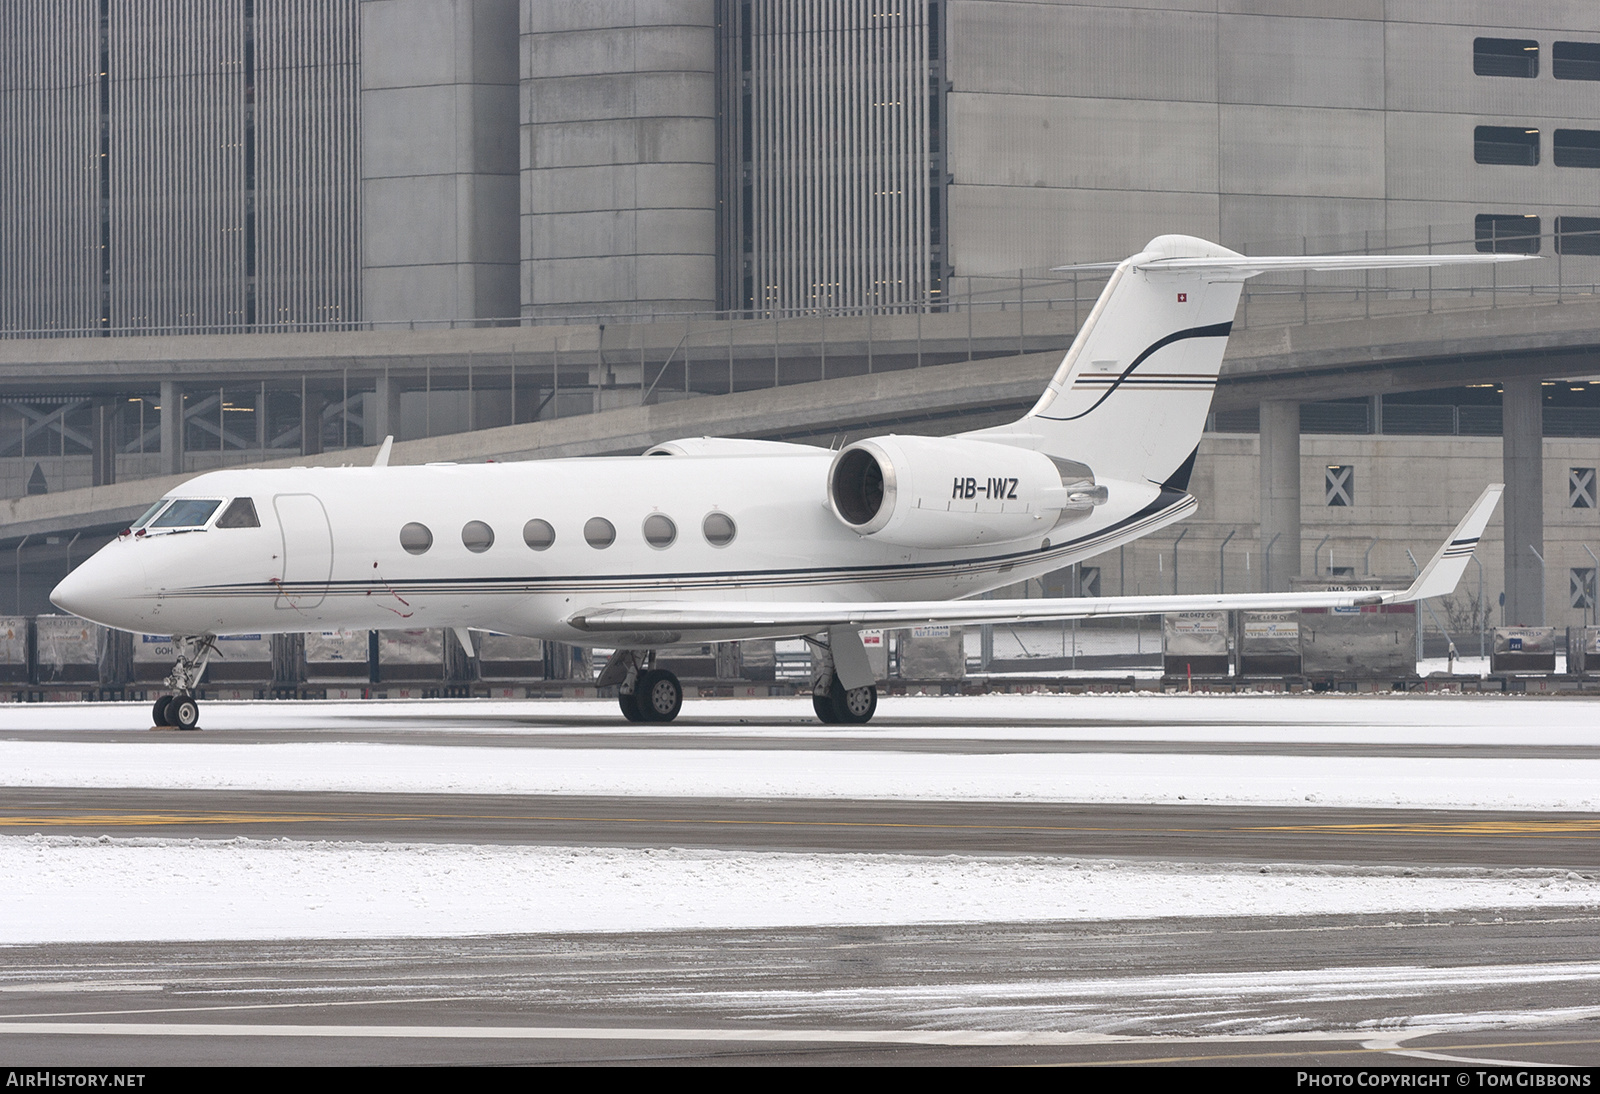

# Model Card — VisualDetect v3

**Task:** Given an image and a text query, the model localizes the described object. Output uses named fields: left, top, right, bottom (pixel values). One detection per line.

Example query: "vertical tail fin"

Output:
left=966, top=235, right=1243, bottom=487
left=964, top=235, right=1531, bottom=488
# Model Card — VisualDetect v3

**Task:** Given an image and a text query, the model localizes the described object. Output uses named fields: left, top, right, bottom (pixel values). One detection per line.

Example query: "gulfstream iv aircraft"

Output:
left=53, top=236, right=1516, bottom=728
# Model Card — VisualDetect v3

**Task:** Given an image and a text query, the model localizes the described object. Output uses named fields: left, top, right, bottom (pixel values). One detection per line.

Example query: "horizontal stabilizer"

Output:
left=1055, top=252, right=1535, bottom=281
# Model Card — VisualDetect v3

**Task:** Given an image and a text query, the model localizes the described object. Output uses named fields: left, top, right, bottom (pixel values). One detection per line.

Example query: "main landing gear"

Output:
left=152, top=635, right=215, bottom=730
left=805, top=633, right=878, bottom=725
left=599, top=649, right=683, bottom=723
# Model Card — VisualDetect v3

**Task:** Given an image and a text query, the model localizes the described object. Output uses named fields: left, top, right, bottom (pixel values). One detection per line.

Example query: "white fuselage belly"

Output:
left=79, top=455, right=1185, bottom=643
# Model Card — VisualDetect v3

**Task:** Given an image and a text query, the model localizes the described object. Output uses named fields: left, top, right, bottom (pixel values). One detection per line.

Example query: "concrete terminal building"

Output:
left=4, top=0, right=1600, bottom=639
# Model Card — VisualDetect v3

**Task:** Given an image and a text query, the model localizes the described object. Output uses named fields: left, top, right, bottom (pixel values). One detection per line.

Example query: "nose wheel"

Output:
left=152, top=693, right=201, bottom=730
left=151, top=635, right=215, bottom=729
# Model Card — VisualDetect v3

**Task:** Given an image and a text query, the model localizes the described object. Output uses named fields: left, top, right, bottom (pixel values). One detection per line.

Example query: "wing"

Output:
left=568, top=485, right=1503, bottom=636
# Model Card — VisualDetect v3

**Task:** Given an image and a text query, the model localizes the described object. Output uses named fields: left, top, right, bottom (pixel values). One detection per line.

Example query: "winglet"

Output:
left=1388, top=484, right=1504, bottom=604
left=373, top=435, right=394, bottom=467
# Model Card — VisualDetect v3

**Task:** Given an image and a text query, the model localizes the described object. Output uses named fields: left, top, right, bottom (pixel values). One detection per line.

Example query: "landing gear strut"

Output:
left=599, top=649, right=683, bottom=723
left=806, top=633, right=878, bottom=725
left=152, top=635, right=214, bottom=730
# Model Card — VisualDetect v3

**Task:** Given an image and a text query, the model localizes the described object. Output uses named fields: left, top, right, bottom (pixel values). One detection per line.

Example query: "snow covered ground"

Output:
left=2, top=692, right=1596, bottom=944
left=1, top=740, right=1595, bottom=811
left=2, top=835, right=1594, bottom=944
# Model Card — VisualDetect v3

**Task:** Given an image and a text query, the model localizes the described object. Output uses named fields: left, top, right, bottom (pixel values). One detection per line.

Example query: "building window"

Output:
left=1325, top=465, right=1354, bottom=507
left=1553, top=41, right=1600, bottom=81
left=1570, top=467, right=1596, bottom=508
left=1476, top=214, right=1541, bottom=254
left=1474, top=126, right=1540, bottom=166
left=1474, top=37, right=1539, bottom=78
left=1571, top=568, right=1596, bottom=611
left=1556, top=217, right=1600, bottom=255
left=1078, top=566, right=1101, bottom=598
left=1553, top=129, right=1600, bottom=168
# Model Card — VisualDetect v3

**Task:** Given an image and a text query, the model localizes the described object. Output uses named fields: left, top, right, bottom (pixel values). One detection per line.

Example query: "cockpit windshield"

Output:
left=130, top=500, right=169, bottom=530
left=149, top=498, right=222, bottom=529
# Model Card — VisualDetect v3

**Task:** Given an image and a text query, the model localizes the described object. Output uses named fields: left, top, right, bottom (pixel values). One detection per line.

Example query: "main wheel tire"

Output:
left=637, top=669, right=683, bottom=723
left=152, top=695, right=174, bottom=727
left=170, top=695, right=200, bottom=730
left=829, top=679, right=877, bottom=724
left=618, top=689, right=645, bottom=722
left=812, top=692, right=841, bottom=724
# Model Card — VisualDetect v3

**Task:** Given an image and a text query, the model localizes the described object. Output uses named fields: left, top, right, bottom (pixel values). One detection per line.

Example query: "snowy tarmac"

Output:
left=2, top=691, right=1597, bottom=1064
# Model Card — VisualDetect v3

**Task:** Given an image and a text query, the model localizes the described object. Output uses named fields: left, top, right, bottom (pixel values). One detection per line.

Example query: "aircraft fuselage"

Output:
left=54, top=452, right=1179, bottom=645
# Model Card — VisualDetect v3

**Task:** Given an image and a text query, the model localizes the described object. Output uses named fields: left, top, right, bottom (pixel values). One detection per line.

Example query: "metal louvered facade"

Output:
left=107, top=0, right=249, bottom=332
left=0, top=0, right=358, bottom=338
left=721, top=0, right=947, bottom=313
left=0, top=1, right=102, bottom=335
left=254, top=0, right=360, bottom=332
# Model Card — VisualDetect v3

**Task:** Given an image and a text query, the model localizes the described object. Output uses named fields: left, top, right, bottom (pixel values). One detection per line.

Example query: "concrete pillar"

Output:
left=1502, top=377, right=1545, bottom=625
left=360, top=0, right=520, bottom=325
left=1259, top=400, right=1301, bottom=592
left=301, top=390, right=327, bottom=456
left=366, top=374, right=403, bottom=444
left=159, top=380, right=183, bottom=476
left=90, top=401, right=116, bottom=486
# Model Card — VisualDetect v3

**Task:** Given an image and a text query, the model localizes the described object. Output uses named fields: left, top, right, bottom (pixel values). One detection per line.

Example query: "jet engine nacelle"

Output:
left=827, top=435, right=1105, bottom=549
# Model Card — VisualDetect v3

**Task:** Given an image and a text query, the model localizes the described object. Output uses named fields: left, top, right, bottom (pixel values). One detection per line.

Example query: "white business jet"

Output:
left=52, top=236, right=1518, bottom=729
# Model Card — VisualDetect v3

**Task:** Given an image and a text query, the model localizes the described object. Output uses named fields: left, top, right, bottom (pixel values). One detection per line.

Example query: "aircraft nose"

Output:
left=50, top=549, right=135, bottom=627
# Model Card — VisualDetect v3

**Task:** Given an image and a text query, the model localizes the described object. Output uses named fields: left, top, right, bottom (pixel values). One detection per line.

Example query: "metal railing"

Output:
left=4, top=223, right=1599, bottom=343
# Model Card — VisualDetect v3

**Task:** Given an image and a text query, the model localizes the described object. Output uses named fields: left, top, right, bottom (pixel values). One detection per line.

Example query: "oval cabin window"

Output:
left=702, top=511, right=736, bottom=547
left=399, top=522, right=433, bottom=555
left=523, top=519, right=555, bottom=550
left=642, top=513, right=677, bottom=549
left=462, top=520, right=495, bottom=553
left=584, top=517, right=616, bottom=548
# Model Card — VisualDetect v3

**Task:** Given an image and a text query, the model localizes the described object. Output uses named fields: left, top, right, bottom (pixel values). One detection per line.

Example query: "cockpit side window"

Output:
left=131, top=500, right=169, bottom=530
left=150, top=499, right=222, bottom=528
left=215, top=497, right=260, bottom=528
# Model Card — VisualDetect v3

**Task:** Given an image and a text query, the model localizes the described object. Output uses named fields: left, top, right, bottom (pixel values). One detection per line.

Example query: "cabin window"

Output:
left=400, top=522, right=433, bottom=555
left=703, top=511, right=737, bottom=547
left=215, top=497, right=260, bottom=528
left=151, top=499, right=221, bottom=528
left=462, top=520, right=495, bottom=553
left=523, top=519, right=556, bottom=550
left=584, top=517, right=616, bottom=548
left=643, top=513, right=677, bottom=549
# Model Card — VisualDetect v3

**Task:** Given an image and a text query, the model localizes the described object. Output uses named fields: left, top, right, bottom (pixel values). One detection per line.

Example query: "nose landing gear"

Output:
left=152, top=635, right=215, bottom=730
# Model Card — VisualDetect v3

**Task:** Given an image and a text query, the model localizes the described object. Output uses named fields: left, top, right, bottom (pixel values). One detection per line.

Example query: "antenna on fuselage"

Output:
left=373, top=436, right=393, bottom=467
